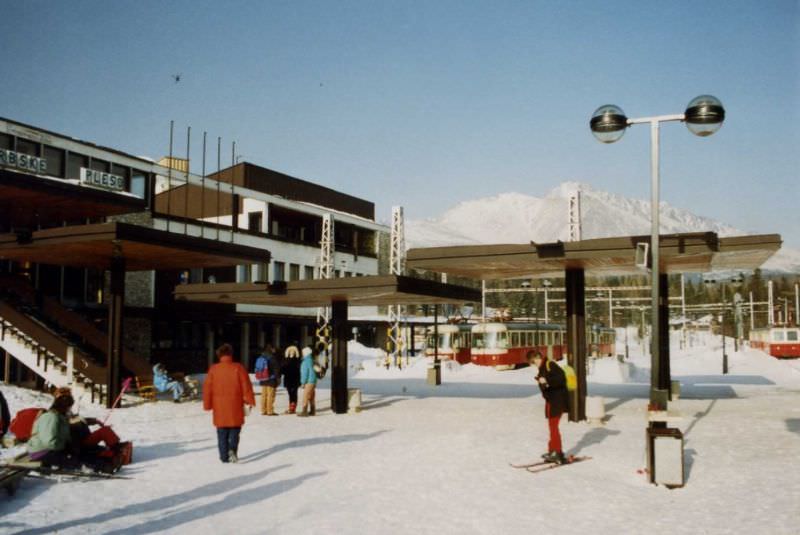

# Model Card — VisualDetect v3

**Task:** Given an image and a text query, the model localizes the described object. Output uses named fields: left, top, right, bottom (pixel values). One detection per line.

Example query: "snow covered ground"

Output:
left=2, top=331, right=799, bottom=535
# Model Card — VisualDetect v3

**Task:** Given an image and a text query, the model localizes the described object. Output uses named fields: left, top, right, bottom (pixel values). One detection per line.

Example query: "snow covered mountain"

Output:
left=406, top=182, right=800, bottom=273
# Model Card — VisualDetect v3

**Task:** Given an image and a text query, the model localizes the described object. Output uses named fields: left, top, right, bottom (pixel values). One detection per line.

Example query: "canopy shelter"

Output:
left=406, top=233, right=782, bottom=280
left=0, top=221, right=271, bottom=408
left=407, top=232, right=782, bottom=421
left=0, top=168, right=147, bottom=230
left=0, top=221, right=268, bottom=271
left=175, top=275, right=482, bottom=413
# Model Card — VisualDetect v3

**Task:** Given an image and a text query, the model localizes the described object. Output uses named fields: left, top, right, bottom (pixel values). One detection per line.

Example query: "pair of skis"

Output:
left=510, top=455, right=591, bottom=474
left=1, top=461, right=130, bottom=480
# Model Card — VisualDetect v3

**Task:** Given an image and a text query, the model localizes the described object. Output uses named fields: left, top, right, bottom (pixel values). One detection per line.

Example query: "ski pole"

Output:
left=103, top=377, right=132, bottom=426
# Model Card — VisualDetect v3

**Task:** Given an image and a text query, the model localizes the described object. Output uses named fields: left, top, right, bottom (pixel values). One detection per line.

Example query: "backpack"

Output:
left=255, top=356, right=271, bottom=381
left=9, top=408, right=45, bottom=442
left=562, top=363, right=577, bottom=392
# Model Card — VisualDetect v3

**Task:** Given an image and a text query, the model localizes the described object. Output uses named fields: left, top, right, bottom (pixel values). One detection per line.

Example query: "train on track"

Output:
left=425, top=322, right=616, bottom=369
left=749, top=326, right=800, bottom=358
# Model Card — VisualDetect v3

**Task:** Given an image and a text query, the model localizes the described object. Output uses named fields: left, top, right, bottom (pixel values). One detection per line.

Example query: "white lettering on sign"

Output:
left=0, top=149, right=48, bottom=174
left=80, top=167, right=125, bottom=192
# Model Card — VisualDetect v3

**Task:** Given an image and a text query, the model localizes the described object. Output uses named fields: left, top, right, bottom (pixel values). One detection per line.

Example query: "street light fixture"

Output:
left=591, top=95, right=725, bottom=410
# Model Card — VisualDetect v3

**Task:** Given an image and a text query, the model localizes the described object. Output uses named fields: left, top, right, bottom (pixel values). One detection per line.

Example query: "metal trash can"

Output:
left=647, top=426, right=684, bottom=488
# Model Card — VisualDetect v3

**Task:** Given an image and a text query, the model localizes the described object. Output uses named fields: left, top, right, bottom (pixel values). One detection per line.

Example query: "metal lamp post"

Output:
left=542, top=279, right=552, bottom=323
left=591, top=95, right=725, bottom=409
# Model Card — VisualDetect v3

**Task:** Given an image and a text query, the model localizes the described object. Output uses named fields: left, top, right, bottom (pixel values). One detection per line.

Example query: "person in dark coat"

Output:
left=0, top=389, right=11, bottom=437
left=529, top=352, right=569, bottom=464
left=281, top=342, right=301, bottom=414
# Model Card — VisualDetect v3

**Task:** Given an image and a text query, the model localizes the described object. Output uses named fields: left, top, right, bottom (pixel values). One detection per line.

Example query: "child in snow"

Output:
left=153, top=363, right=185, bottom=402
left=297, top=346, right=318, bottom=417
left=203, top=343, right=255, bottom=463
left=254, top=345, right=280, bottom=416
left=529, top=352, right=569, bottom=464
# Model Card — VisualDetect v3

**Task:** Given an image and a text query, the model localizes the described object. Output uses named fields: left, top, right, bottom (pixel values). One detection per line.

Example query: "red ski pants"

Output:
left=82, top=426, right=120, bottom=449
left=546, top=403, right=562, bottom=454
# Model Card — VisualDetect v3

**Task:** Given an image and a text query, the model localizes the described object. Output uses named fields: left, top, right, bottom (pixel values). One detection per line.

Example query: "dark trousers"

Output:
left=287, top=386, right=299, bottom=404
left=216, top=427, right=241, bottom=462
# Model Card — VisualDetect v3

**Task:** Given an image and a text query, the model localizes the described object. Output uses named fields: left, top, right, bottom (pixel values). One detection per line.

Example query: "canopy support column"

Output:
left=565, top=268, right=586, bottom=422
left=657, top=273, right=671, bottom=399
left=331, top=300, right=349, bottom=414
left=106, top=255, right=125, bottom=408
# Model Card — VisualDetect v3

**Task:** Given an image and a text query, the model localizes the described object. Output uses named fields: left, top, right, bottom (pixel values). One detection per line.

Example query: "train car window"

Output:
left=773, top=331, right=784, bottom=342
left=786, top=331, right=798, bottom=341
left=511, top=332, right=519, bottom=347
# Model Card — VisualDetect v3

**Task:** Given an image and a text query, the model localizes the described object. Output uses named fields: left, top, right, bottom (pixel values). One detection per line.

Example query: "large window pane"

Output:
left=67, top=153, right=88, bottom=180
left=43, top=145, right=65, bottom=178
left=16, top=138, right=40, bottom=156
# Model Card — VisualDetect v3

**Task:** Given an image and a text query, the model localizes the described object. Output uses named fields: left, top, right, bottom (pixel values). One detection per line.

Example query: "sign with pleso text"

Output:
left=81, top=167, right=125, bottom=192
left=0, top=149, right=47, bottom=173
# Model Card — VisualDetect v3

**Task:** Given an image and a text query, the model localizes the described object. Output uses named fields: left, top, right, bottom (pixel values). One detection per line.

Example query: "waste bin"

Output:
left=646, top=426, right=684, bottom=488
left=347, top=388, right=362, bottom=413
left=427, top=363, right=441, bottom=386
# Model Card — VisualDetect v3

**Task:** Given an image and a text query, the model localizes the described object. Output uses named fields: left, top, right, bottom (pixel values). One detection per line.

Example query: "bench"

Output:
left=132, top=376, right=157, bottom=401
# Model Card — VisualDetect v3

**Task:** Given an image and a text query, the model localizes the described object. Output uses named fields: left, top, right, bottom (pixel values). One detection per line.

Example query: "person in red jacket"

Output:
left=203, top=343, right=256, bottom=463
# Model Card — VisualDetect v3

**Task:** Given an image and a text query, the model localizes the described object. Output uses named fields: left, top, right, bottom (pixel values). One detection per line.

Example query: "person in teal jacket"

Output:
left=297, top=347, right=317, bottom=417
left=27, top=392, right=74, bottom=467
left=153, top=363, right=185, bottom=402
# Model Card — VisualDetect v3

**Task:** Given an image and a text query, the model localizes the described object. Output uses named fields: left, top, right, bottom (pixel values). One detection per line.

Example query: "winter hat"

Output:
left=301, top=347, right=313, bottom=357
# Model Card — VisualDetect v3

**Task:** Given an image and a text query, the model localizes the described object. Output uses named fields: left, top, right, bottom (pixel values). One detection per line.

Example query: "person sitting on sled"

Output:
left=27, top=390, right=77, bottom=468
left=153, top=363, right=185, bottom=402
left=28, top=388, right=130, bottom=473
left=528, top=352, right=569, bottom=465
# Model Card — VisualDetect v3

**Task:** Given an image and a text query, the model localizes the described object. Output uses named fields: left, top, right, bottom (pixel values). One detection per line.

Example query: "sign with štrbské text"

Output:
left=0, top=149, right=47, bottom=173
left=81, top=167, right=125, bottom=192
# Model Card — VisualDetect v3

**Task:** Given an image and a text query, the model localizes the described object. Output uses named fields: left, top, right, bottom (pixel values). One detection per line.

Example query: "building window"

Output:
left=273, top=261, right=285, bottom=282
left=89, top=158, right=110, bottom=173
left=67, top=153, right=88, bottom=180
left=248, top=211, right=263, bottom=233
left=43, top=145, right=65, bottom=178
left=111, top=164, right=129, bottom=190
left=15, top=138, right=40, bottom=157
left=237, top=264, right=251, bottom=283
left=304, top=266, right=315, bottom=280
left=0, top=133, right=11, bottom=150
left=289, top=263, right=300, bottom=281
left=131, top=170, right=147, bottom=199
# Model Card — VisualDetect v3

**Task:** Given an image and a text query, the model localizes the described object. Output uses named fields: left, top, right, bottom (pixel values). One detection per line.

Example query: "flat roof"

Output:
left=406, top=232, right=781, bottom=280
left=174, top=275, right=481, bottom=307
left=0, top=222, right=270, bottom=271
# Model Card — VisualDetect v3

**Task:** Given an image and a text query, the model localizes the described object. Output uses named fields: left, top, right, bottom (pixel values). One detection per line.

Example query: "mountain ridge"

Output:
left=405, top=182, right=798, bottom=273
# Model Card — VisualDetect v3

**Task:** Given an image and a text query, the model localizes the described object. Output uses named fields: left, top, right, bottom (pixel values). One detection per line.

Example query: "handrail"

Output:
left=0, top=301, right=105, bottom=387
left=0, top=275, right=151, bottom=380
left=39, top=296, right=152, bottom=379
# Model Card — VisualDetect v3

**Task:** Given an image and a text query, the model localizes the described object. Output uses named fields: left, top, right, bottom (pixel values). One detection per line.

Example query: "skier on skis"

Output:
left=529, top=352, right=568, bottom=465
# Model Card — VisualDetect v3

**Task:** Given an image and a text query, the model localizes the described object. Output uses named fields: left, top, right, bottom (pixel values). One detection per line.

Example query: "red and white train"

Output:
left=749, top=326, right=800, bottom=358
left=426, top=322, right=616, bottom=369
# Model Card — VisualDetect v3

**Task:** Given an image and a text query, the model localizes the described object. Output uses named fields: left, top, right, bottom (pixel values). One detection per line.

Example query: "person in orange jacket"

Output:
left=203, top=343, right=256, bottom=463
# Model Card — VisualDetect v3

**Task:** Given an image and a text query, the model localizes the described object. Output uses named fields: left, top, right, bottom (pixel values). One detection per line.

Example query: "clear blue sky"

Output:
left=2, top=1, right=798, bottom=246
